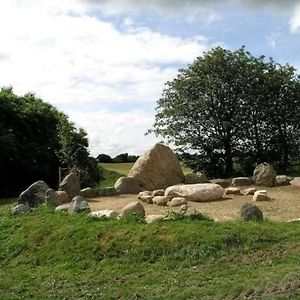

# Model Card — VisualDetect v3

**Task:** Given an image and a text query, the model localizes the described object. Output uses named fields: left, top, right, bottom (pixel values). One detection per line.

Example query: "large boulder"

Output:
left=253, top=163, right=276, bottom=187
left=241, top=203, right=263, bottom=221
left=114, top=176, right=141, bottom=194
left=68, top=196, right=91, bottom=215
left=59, top=173, right=81, bottom=200
left=165, top=183, right=224, bottom=202
left=128, top=143, right=184, bottom=190
left=232, top=177, right=253, bottom=186
left=121, top=201, right=145, bottom=217
left=184, top=172, right=208, bottom=184
left=18, top=180, right=49, bottom=207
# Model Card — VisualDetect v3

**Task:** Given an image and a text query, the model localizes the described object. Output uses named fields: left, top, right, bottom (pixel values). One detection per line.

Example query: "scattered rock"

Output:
left=253, top=163, right=276, bottom=187
left=152, top=196, right=169, bottom=206
left=121, top=201, right=145, bottom=217
left=55, top=203, right=70, bottom=212
left=145, top=214, right=166, bottom=224
left=165, top=183, right=224, bottom=202
left=290, top=177, right=300, bottom=187
left=168, top=197, right=187, bottom=207
left=184, top=172, right=208, bottom=184
left=80, top=187, right=98, bottom=198
left=114, top=176, right=141, bottom=194
left=56, top=191, right=69, bottom=203
left=89, top=209, right=118, bottom=219
left=242, top=187, right=257, bottom=196
left=253, top=190, right=271, bottom=202
left=241, top=203, right=263, bottom=221
left=59, top=173, right=81, bottom=200
left=11, top=203, right=31, bottom=215
left=18, top=180, right=49, bottom=207
left=68, top=196, right=91, bottom=214
left=232, top=177, right=253, bottom=186
left=182, top=207, right=205, bottom=220
left=97, top=187, right=118, bottom=197
left=152, top=189, right=165, bottom=197
left=128, top=143, right=185, bottom=190
left=138, top=191, right=153, bottom=203
left=225, top=187, right=241, bottom=195
left=180, top=204, right=188, bottom=213
left=45, top=189, right=61, bottom=207
left=276, top=175, right=292, bottom=186
left=210, top=179, right=230, bottom=188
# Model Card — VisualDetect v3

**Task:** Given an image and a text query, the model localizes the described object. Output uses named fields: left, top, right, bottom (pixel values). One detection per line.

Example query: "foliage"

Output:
left=150, top=47, right=300, bottom=177
left=1, top=203, right=300, bottom=298
left=96, top=153, right=113, bottom=163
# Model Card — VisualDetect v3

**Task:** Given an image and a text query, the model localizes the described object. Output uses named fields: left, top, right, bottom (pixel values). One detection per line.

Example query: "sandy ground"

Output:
left=87, top=185, right=300, bottom=222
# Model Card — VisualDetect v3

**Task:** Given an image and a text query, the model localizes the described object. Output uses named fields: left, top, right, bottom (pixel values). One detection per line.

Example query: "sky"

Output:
left=0, top=0, right=300, bottom=157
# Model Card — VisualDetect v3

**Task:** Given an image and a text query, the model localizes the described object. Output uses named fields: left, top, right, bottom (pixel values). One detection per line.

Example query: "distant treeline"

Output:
left=97, top=153, right=139, bottom=163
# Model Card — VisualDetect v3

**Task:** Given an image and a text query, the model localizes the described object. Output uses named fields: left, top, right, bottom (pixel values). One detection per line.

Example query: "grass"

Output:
left=2, top=201, right=300, bottom=299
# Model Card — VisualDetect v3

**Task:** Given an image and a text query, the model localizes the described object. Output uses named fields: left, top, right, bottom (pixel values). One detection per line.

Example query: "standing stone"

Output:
left=128, top=143, right=184, bottom=190
left=45, top=189, right=61, bottom=207
left=253, top=163, right=276, bottom=187
left=68, top=196, right=91, bottom=214
left=241, top=203, right=263, bottom=221
left=18, top=180, right=49, bottom=207
left=59, top=173, right=81, bottom=200
left=121, top=201, right=145, bottom=217
left=165, top=183, right=224, bottom=202
left=114, top=176, right=141, bottom=194
left=232, top=177, right=253, bottom=186
left=184, top=172, right=208, bottom=184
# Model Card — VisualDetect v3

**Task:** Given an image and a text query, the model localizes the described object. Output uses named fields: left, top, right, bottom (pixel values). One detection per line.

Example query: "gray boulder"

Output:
left=19, top=180, right=49, bottom=206
left=45, top=189, right=62, bottom=207
left=121, top=201, right=145, bottom=217
left=114, top=176, right=141, bottom=194
left=184, top=172, right=208, bottom=184
left=232, top=177, right=253, bottom=186
left=253, top=163, right=276, bottom=187
left=68, top=196, right=91, bottom=215
left=59, top=173, right=81, bottom=200
left=11, top=203, right=31, bottom=215
left=241, top=203, right=263, bottom=221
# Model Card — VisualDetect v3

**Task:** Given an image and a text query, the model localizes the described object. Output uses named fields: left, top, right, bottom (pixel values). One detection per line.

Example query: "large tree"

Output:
left=150, top=47, right=300, bottom=177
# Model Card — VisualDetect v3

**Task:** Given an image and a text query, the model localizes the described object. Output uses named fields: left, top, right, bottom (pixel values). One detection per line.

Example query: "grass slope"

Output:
left=1, top=202, right=300, bottom=299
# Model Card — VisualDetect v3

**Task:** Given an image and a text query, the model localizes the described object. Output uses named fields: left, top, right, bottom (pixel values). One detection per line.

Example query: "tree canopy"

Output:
left=0, top=87, right=101, bottom=197
left=150, top=47, right=300, bottom=177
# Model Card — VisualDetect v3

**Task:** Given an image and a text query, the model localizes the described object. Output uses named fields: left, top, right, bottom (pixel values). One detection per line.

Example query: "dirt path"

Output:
left=88, top=185, right=300, bottom=222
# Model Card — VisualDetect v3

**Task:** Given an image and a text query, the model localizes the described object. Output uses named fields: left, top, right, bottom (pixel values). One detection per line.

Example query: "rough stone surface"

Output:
left=19, top=180, right=49, bottom=207
left=253, top=190, right=271, bottom=202
left=290, top=177, right=300, bottom=187
left=168, top=197, right=187, bottom=207
left=128, top=143, right=184, bottom=190
left=165, top=183, right=224, bottom=202
left=89, top=209, right=118, bottom=219
left=59, top=173, right=81, bottom=200
left=232, top=177, right=253, bottom=186
left=56, top=191, right=69, bottom=203
left=241, top=203, right=263, bottom=221
left=210, top=179, right=230, bottom=188
left=182, top=207, right=205, bottom=220
left=253, top=163, right=276, bottom=187
left=138, top=191, right=154, bottom=204
left=97, top=187, right=118, bottom=197
left=121, top=201, right=145, bottom=217
left=276, top=175, right=292, bottom=186
left=152, top=189, right=165, bottom=197
left=45, top=189, right=61, bottom=207
left=184, top=172, right=208, bottom=184
left=81, top=187, right=98, bottom=198
left=68, top=196, right=91, bottom=214
left=11, top=203, right=31, bottom=215
left=242, top=187, right=257, bottom=196
left=152, top=196, right=169, bottom=206
left=145, top=214, right=166, bottom=224
left=225, top=187, right=241, bottom=195
left=114, top=176, right=141, bottom=194
left=55, top=203, right=70, bottom=212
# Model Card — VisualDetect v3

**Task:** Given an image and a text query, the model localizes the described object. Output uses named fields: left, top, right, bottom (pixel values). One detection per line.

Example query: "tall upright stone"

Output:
left=253, top=163, right=276, bottom=187
left=59, top=173, right=81, bottom=200
left=128, top=143, right=184, bottom=190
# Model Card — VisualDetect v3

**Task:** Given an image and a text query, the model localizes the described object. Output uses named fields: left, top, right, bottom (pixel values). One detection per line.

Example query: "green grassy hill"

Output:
left=1, top=202, right=300, bottom=299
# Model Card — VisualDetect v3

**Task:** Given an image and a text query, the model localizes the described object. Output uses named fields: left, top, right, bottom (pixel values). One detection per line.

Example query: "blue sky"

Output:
left=0, top=0, right=299, bottom=156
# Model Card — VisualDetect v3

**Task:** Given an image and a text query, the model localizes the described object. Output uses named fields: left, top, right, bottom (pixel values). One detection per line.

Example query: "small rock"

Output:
left=225, top=187, right=241, bottom=195
left=89, top=209, right=118, bottom=219
left=180, top=204, right=188, bottom=213
left=210, top=179, right=230, bottom=188
left=68, top=196, right=91, bottom=214
left=138, top=191, right=153, bottom=203
left=184, top=172, right=208, bottom=184
left=55, top=203, right=70, bottom=212
left=241, top=203, right=263, bottom=221
left=168, top=197, right=187, bottom=207
left=152, top=196, right=169, bottom=206
left=114, top=176, right=141, bottom=194
left=121, top=201, right=145, bottom=217
left=152, top=189, right=165, bottom=197
left=232, top=177, right=253, bottom=186
left=276, top=175, right=292, bottom=186
left=11, top=203, right=31, bottom=215
left=242, top=187, right=256, bottom=196
left=56, top=191, right=69, bottom=203
left=253, top=191, right=271, bottom=202
left=80, top=187, right=98, bottom=198
left=182, top=207, right=205, bottom=220
left=97, top=187, right=118, bottom=196
left=145, top=214, right=166, bottom=224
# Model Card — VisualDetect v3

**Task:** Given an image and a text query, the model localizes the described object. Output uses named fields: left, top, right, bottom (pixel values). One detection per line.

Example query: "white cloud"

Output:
left=0, top=0, right=216, bottom=155
left=290, top=4, right=300, bottom=32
